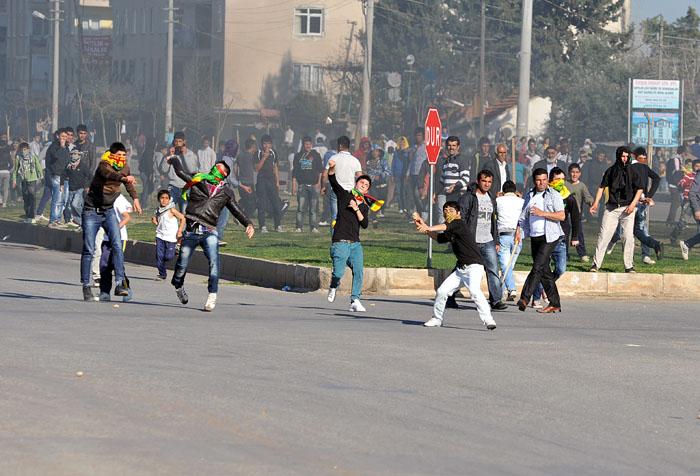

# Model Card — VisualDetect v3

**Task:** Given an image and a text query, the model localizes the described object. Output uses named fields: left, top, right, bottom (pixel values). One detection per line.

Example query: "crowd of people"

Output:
left=1, top=124, right=700, bottom=322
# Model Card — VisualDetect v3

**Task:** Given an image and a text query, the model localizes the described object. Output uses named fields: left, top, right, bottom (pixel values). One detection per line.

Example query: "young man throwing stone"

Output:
left=415, top=203, right=497, bottom=330
left=166, top=156, right=254, bottom=311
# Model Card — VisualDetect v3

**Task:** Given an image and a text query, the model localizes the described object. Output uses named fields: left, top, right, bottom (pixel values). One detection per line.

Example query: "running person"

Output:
left=415, top=202, right=497, bottom=330
left=326, top=157, right=371, bottom=312
left=166, top=156, right=255, bottom=311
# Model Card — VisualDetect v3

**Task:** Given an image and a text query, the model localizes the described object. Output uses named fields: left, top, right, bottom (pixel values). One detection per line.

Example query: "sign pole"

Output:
left=427, top=165, right=433, bottom=268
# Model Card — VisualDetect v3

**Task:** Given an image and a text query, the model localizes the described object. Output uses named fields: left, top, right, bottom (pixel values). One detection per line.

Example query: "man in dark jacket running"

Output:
left=167, top=155, right=254, bottom=311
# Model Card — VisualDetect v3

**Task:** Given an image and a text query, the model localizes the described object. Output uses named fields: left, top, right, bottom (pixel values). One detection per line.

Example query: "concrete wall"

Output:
left=1, top=219, right=697, bottom=299
left=224, top=0, right=363, bottom=109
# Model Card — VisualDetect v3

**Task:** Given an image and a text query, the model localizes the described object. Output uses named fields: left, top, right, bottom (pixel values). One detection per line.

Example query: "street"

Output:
left=0, top=242, right=699, bottom=475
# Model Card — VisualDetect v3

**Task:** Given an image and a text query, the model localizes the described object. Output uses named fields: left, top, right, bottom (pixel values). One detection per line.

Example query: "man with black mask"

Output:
left=589, top=146, right=644, bottom=273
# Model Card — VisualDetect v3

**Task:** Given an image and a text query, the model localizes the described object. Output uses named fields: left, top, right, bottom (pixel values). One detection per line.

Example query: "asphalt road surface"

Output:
left=1, top=243, right=698, bottom=475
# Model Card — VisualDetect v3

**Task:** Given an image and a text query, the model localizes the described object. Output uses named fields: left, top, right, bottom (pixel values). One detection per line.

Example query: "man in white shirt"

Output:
left=197, top=137, right=217, bottom=172
left=322, top=136, right=361, bottom=222
left=496, top=180, right=524, bottom=300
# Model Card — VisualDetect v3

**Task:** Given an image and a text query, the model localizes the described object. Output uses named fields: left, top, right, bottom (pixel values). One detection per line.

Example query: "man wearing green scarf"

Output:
left=167, top=156, right=255, bottom=311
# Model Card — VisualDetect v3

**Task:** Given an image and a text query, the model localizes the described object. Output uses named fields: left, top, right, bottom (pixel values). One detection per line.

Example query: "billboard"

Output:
left=631, top=79, right=681, bottom=110
left=630, top=112, right=680, bottom=148
left=82, top=35, right=112, bottom=66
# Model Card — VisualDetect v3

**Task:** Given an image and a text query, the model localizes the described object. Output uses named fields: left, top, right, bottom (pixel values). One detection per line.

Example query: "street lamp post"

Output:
left=33, top=6, right=60, bottom=132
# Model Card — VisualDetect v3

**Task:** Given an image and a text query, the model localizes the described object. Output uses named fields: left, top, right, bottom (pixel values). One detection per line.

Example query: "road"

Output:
left=1, top=243, right=698, bottom=475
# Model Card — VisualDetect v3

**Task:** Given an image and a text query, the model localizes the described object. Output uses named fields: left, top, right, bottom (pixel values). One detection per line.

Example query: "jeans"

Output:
left=329, top=191, right=338, bottom=222
left=169, top=184, right=185, bottom=211
left=667, top=188, right=681, bottom=224
left=609, top=203, right=659, bottom=258
left=575, top=215, right=587, bottom=258
left=685, top=220, right=700, bottom=249
left=478, top=240, right=503, bottom=305
left=216, top=207, right=229, bottom=241
left=99, top=240, right=129, bottom=294
left=411, top=175, right=427, bottom=219
left=155, top=237, right=177, bottom=278
left=533, top=237, right=567, bottom=301
left=36, top=175, right=52, bottom=216
left=49, top=174, right=63, bottom=223
left=433, top=264, right=493, bottom=324
left=330, top=241, right=364, bottom=302
left=497, top=233, right=522, bottom=292
left=20, top=180, right=39, bottom=218
left=67, top=190, right=85, bottom=226
left=256, top=178, right=282, bottom=228
left=520, top=235, right=561, bottom=307
left=0, top=171, right=9, bottom=205
left=80, top=207, right=125, bottom=286
left=171, top=229, right=220, bottom=293
left=296, top=184, right=319, bottom=230
left=61, top=180, right=70, bottom=222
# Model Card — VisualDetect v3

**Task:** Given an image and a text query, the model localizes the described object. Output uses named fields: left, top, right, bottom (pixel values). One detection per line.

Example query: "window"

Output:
left=292, top=63, right=323, bottom=92
left=294, top=8, right=323, bottom=36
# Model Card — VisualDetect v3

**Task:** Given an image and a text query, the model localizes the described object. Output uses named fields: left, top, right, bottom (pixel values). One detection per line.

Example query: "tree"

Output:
left=82, top=72, right=138, bottom=146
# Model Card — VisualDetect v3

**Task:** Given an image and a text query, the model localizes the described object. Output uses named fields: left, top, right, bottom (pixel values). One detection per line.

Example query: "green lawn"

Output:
left=2, top=193, right=699, bottom=274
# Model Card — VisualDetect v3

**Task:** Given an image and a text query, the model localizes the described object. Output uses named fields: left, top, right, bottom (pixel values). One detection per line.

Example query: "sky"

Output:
left=631, top=0, right=697, bottom=23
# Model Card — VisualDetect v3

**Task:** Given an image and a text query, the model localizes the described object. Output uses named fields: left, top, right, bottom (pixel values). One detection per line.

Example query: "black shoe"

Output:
left=655, top=242, right=664, bottom=260
left=486, top=323, right=497, bottom=330
left=589, top=264, right=598, bottom=273
left=491, top=301, right=508, bottom=311
left=517, top=298, right=528, bottom=312
left=625, top=267, right=636, bottom=273
left=445, top=295, right=459, bottom=309
left=82, top=285, right=97, bottom=302
left=115, top=283, right=130, bottom=296
left=175, top=287, right=189, bottom=304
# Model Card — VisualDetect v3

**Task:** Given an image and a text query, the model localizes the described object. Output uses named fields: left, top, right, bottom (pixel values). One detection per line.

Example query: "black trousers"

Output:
left=520, top=235, right=561, bottom=307
left=238, top=184, right=257, bottom=218
left=256, top=178, right=282, bottom=228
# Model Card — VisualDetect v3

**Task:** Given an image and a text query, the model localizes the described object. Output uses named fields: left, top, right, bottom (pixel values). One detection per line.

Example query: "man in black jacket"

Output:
left=607, top=147, right=663, bottom=264
left=167, top=156, right=255, bottom=311
left=46, top=129, right=71, bottom=226
left=453, top=170, right=506, bottom=310
left=64, top=148, right=92, bottom=227
left=480, top=143, right=512, bottom=197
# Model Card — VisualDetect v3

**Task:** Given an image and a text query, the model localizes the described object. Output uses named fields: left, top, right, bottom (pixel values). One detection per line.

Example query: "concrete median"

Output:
left=1, top=219, right=697, bottom=299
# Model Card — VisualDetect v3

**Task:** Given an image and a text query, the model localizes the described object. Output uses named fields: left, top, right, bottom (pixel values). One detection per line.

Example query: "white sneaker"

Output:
left=642, top=256, right=656, bottom=265
left=424, top=317, right=442, bottom=327
left=680, top=241, right=689, bottom=260
left=276, top=225, right=285, bottom=232
left=531, top=299, right=544, bottom=309
left=261, top=226, right=269, bottom=233
left=581, top=255, right=590, bottom=263
left=327, top=287, right=337, bottom=302
left=507, top=290, right=518, bottom=301
left=204, top=292, right=217, bottom=311
left=295, top=227, right=303, bottom=233
left=349, top=299, right=366, bottom=312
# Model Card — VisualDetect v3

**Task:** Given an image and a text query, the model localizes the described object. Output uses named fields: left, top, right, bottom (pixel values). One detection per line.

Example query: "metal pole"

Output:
left=359, top=0, right=374, bottom=138
left=478, top=0, right=486, bottom=138
left=165, top=0, right=174, bottom=140
left=427, top=164, right=433, bottom=268
left=511, top=136, right=516, bottom=179
left=516, top=0, right=533, bottom=138
left=646, top=112, right=653, bottom=233
left=658, top=24, right=663, bottom=80
left=51, top=0, right=60, bottom=132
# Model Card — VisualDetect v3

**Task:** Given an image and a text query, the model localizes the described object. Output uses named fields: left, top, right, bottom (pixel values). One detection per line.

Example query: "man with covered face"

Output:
left=166, top=156, right=255, bottom=312
left=80, top=142, right=142, bottom=301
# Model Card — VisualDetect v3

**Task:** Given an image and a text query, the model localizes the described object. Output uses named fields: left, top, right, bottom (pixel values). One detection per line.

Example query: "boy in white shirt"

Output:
left=98, top=194, right=133, bottom=302
left=496, top=180, right=524, bottom=301
left=151, top=189, right=186, bottom=280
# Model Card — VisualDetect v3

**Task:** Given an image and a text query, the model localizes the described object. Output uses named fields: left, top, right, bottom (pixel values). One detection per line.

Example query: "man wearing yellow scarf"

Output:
left=80, top=142, right=141, bottom=302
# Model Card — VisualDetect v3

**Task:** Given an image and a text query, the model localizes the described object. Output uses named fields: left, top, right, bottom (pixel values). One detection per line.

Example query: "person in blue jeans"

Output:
left=80, top=142, right=142, bottom=301
left=325, top=154, right=371, bottom=312
left=166, top=155, right=254, bottom=312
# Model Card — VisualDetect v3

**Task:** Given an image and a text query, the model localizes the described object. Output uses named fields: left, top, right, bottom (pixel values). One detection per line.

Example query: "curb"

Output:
left=1, top=219, right=697, bottom=299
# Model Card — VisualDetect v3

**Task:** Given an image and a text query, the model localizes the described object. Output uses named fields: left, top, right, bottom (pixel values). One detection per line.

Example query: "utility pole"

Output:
left=478, top=0, right=486, bottom=139
left=336, top=20, right=357, bottom=117
left=658, top=23, right=663, bottom=80
left=51, top=0, right=61, bottom=132
left=165, top=0, right=175, bottom=140
left=359, top=0, right=374, bottom=138
left=516, top=0, right=533, bottom=139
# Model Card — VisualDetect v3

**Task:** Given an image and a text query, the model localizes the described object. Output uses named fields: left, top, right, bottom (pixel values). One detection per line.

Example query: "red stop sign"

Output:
left=424, top=108, right=442, bottom=165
